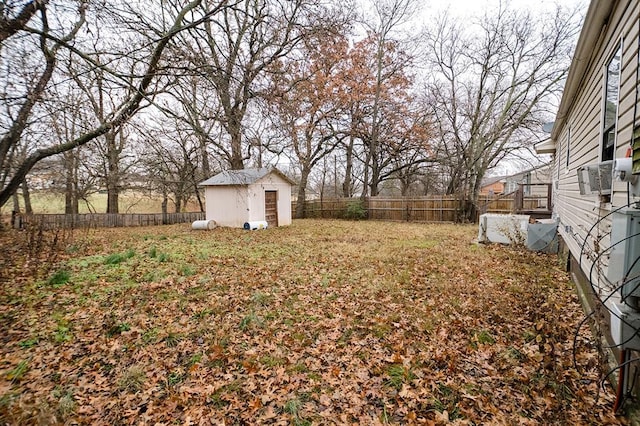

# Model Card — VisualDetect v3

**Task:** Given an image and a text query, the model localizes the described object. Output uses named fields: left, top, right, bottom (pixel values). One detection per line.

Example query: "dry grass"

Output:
left=2, top=190, right=200, bottom=215
left=0, top=219, right=621, bottom=424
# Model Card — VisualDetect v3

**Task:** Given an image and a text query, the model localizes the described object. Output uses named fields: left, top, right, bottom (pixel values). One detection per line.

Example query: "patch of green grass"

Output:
left=385, top=364, right=415, bottom=389
left=106, top=322, right=131, bottom=337
left=54, top=325, right=72, bottom=343
left=284, top=397, right=302, bottom=414
left=157, top=252, right=170, bottom=263
left=432, top=383, right=463, bottom=420
left=239, top=311, right=260, bottom=331
left=188, top=353, right=203, bottom=367
left=142, top=328, right=159, bottom=344
left=18, top=337, right=39, bottom=348
left=6, top=359, right=29, bottom=381
left=53, top=387, right=76, bottom=418
left=47, top=269, right=71, bottom=287
left=104, top=248, right=135, bottom=265
left=148, top=246, right=157, bottom=258
left=167, top=370, right=185, bottom=386
left=476, top=330, right=496, bottom=345
left=260, top=355, right=286, bottom=368
left=164, top=332, right=182, bottom=347
left=251, top=291, right=272, bottom=306
left=180, top=265, right=195, bottom=276
left=193, top=308, right=213, bottom=320
left=289, top=363, right=309, bottom=374
left=143, top=269, right=167, bottom=282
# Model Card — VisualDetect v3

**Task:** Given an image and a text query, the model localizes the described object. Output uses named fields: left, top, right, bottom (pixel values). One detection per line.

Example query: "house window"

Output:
left=602, top=45, right=621, bottom=162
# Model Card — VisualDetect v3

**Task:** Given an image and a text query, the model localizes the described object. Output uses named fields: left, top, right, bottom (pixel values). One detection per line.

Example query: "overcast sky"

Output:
left=423, top=0, right=589, bottom=17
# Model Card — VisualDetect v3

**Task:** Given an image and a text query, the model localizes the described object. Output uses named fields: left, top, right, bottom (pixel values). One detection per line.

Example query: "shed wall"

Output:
left=204, top=186, right=249, bottom=227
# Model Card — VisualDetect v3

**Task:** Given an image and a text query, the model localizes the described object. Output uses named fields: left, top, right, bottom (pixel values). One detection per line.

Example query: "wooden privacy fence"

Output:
left=295, top=194, right=550, bottom=223
left=18, top=212, right=205, bottom=230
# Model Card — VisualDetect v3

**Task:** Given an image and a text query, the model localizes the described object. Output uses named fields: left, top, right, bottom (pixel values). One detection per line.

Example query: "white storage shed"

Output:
left=199, top=167, right=294, bottom=228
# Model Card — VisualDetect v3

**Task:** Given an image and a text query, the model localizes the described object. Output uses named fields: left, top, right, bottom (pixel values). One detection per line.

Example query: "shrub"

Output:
left=47, top=269, right=70, bottom=287
left=344, top=200, right=367, bottom=220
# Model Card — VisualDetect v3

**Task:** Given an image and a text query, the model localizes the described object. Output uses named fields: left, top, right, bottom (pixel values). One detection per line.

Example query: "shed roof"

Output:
left=199, top=167, right=295, bottom=186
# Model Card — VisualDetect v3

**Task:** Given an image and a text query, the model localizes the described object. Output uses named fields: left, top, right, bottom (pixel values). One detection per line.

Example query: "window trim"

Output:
left=601, top=41, right=622, bottom=163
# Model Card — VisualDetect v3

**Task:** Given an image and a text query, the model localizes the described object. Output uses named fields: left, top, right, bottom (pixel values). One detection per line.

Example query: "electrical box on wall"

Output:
left=609, top=207, right=640, bottom=301
left=610, top=302, right=640, bottom=351
left=577, top=161, right=613, bottom=195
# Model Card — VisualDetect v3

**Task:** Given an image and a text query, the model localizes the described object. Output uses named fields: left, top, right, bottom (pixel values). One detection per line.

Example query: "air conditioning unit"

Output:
left=577, top=160, right=613, bottom=195
left=609, top=301, right=640, bottom=350
left=609, top=207, right=640, bottom=302
left=478, top=214, right=530, bottom=245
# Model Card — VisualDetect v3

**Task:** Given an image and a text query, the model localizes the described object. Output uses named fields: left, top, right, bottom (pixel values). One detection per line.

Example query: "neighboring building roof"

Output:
left=481, top=175, right=507, bottom=188
left=199, top=167, right=296, bottom=186
left=481, top=163, right=552, bottom=187
left=506, top=163, right=551, bottom=181
left=535, top=139, right=556, bottom=155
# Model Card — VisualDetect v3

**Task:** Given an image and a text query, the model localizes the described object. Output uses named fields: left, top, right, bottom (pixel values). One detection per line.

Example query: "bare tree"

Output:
left=177, top=0, right=340, bottom=170
left=359, top=0, right=420, bottom=197
left=140, top=120, right=207, bottom=214
left=422, top=4, right=581, bottom=220
left=0, top=0, right=232, bottom=209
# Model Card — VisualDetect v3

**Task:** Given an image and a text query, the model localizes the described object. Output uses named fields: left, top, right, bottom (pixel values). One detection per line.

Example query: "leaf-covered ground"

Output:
left=0, top=220, right=624, bottom=424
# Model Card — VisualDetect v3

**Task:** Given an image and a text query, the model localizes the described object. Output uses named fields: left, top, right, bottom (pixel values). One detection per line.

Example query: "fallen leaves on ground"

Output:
left=0, top=219, right=624, bottom=424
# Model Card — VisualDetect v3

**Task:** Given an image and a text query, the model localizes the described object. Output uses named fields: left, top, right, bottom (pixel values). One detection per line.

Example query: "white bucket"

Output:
left=243, top=221, right=268, bottom=230
left=192, top=220, right=217, bottom=230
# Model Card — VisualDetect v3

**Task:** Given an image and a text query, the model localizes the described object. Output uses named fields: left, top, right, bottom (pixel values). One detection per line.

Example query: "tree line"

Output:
left=0, top=0, right=581, bottom=220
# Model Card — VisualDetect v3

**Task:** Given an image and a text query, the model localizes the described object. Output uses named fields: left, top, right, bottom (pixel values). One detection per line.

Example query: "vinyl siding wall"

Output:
left=553, top=0, right=640, bottom=292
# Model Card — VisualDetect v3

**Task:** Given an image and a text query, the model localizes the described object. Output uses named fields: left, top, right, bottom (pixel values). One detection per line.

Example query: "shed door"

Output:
left=265, top=190, right=278, bottom=227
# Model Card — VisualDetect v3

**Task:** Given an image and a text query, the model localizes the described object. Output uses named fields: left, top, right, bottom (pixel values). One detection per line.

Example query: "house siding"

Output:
left=553, top=0, right=640, bottom=292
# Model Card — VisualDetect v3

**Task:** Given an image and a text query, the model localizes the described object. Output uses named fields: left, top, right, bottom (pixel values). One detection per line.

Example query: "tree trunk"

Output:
left=229, top=115, right=244, bottom=170
left=105, top=131, right=120, bottom=214
left=370, top=163, right=380, bottom=197
left=342, top=135, right=354, bottom=197
left=200, top=139, right=210, bottom=178
left=64, top=151, right=78, bottom=214
left=21, top=179, right=32, bottom=214
left=295, top=169, right=310, bottom=219
left=12, top=191, right=19, bottom=213
left=161, top=192, right=168, bottom=215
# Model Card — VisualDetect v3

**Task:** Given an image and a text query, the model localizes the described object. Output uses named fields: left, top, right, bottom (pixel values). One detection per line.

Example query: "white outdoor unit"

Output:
left=478, top=214, right=530, bottom=245
left=577, top=160, right=613, bottom=195
left=608, top=207, right=640, bottom=350
left=609, top=207, right=640, bottom=301
left=609, top=301, right=640, bottom=351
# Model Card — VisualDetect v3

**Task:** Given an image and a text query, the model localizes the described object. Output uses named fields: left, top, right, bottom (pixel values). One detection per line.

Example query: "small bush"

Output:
left=47, top=269, right=70, bottom=287
left=104, top=249, right=135, bottom=265
left=344, top=200, right=367, bottom=220
left=104, top=253, right=124, bottom=265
